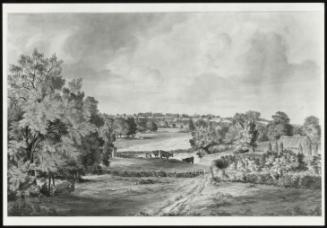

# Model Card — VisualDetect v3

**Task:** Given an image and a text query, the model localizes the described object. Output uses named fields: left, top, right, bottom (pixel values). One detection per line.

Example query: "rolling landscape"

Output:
left=5, top=4, right=323, bottom=222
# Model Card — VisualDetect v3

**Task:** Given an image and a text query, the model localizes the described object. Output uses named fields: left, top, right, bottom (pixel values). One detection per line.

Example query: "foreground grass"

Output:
left=8, top=148, right=322, bottom=216
left=9, top=175, right=321, bottom=216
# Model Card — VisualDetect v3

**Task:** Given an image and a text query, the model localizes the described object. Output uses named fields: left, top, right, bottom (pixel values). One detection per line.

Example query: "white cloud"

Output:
left=7, top=12, right=323, bottom=124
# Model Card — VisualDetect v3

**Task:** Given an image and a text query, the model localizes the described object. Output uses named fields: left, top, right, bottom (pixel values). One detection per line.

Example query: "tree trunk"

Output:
left=52, top=174, right=55, bottom=187
left=48, top=174, right=51, bottom=195
left=279, top=142, right=283, bottom=154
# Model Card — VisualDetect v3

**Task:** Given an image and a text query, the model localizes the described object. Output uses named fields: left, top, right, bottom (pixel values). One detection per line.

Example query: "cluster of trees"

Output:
left=135, top=112, right=219, bottom=119
left=7, top=50, right=117, bottom=197
left=111, top=116, right=158, bottom=138
left=135, top=118, right=158, bottom=133
left=189, top=110, right=321, bottom=154
left=130, top=113, right=220, bottom=130
left=7, top=50, right=163, bottom=198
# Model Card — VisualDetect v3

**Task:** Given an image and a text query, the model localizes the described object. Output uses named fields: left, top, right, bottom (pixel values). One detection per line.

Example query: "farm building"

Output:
left=272, top=135, right=320, bottom=156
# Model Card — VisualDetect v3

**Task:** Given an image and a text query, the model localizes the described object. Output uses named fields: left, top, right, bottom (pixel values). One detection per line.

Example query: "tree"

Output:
left=190, top=120, right=226, bottom=152
left=292, top=125, right=304, bottom=136
left=232, top=113, right=248, bottom=129
left=126, top=117, right=137, bottom=137
left=113, top=118, right=129, bottom=137
left=7, top=50, right=106, bottom=196
left=267, top=111, right=293, bottom=141
left=272, top=111, right=290, bottom=124
left=136, top=118, right=147, bottom=132
left=245, top=110, right=261, bottom=122
left=232, top=112, right=259, bottom=151
left=303, top=116, right=321, bottom=145
left=188, top=118, right=195, bottom=131
left=8, top=49, right=66, bottom=165
left=223, top=124, right=240, bottom=144
left=238, top=120, right=259, bottom=152
left=7, top=50, right=78, bottom=195
left=99, top=115, right=116, bottom=164
left=84, top=96, right=104, bottom=127
left=146, top=120, right=158, bottom=132
left=256, top=123, right=268, bottom=142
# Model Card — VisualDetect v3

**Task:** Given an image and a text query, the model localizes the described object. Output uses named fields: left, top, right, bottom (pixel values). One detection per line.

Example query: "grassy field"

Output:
left=8, top=129, right=321, bottom=216
left=9, top=157, right=321, bottom=216
left=11, top=174, right=321, bottom=216
left=115, top=128, right=191, bottom=152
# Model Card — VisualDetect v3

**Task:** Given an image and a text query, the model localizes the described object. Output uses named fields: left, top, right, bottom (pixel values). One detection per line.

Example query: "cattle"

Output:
left=152, top=150, right=161, bottom=157
left=145, top=152, right=152, bottom=158
left=160, top=151, right=173, bottom=159
left=182, top=156, right=194, bottom=164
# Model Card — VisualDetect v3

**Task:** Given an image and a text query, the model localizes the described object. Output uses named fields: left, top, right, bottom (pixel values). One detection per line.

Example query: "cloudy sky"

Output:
left=7, top=11, right=323, bottom=124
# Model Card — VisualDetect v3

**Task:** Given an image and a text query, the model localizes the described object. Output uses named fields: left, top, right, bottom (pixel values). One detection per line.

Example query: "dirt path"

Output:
left=153, top=173, right=210, bottom=215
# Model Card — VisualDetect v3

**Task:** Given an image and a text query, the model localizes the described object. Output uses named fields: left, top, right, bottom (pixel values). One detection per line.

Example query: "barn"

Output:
left=276, top=135, right=319, bottom=156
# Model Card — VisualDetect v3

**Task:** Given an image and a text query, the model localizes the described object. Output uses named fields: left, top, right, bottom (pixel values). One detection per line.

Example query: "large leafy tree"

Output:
left=267, top=111, right=293, bottom=141
left=232, top=112, right=259, bottom=151
left=8, top=50, right=72, bottom=195
left=188, top=118, right=195, bottom=131
left=190, top=120, right=228, bottom=152
left=113, top=117, right=129, bottom=137
left=126, top=117, right=137, bottom=137
left=99, top=115, right=116, bottom=164
left=146, top=120, right=158, bottom=132
left=61, top=79, right=100, bottom=173
left=7, top=50, right=112, bottom=196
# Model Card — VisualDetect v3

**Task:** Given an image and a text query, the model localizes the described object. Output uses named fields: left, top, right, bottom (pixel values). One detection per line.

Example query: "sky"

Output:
left=7, top=11, right=324, bottom=124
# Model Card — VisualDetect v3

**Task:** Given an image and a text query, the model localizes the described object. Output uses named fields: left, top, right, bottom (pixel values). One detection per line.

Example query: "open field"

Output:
left=115, top=128, right=192, bottom=152
left=10, top=174, right=321, bottom=216
left=9, top=157, right=321, bottom=216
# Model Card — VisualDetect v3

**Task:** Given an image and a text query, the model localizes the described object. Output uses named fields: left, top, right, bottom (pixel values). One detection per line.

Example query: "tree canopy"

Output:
left=8, top=49, right=116, bottom=197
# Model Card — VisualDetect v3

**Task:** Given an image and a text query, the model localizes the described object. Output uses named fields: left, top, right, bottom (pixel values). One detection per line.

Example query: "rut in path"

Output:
left=155, top=173, right=210, bottom=216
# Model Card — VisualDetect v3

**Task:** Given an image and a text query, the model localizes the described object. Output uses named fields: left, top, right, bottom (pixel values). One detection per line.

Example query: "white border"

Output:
left=2, top=3, right=325, bottom=13
left=2, top=3, right=325, bottom=226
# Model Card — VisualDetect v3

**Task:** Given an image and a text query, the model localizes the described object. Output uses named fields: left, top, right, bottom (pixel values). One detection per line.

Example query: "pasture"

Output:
left=8, top=129, right=322, bottom=216
left=11, top=174, right=321, bottom=216
left=115, top=128, right=192, bottom=152
left=9, top=152, right=321, bottom=216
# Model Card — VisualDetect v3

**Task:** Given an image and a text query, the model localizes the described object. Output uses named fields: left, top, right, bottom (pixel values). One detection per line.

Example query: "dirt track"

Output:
left=154, top=174, right=210, bottom=215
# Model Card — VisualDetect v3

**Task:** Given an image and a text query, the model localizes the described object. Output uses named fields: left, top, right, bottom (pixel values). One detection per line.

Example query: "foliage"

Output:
left=256, top=123, right=268, bottom=142
left=99, top=115, right=116, bottom=165
left=267, top=111, right=293, bottom=141
left=303, top=116, right=321, bottom=144
left=146, top=120, right=158, bottom=132
left=7, top=50, right=116, bottom=198
left=222, top=150, right=321, bottom=189
left=188, top=118, right=195, bottom=131
left=190, top=111, right=261, bottom=152
left=126, top=117, right=137, bottom=137
left=232, top=113, right=259, bottom=151
left=113, top=117, right=130, bottom=137
left=136, top=118, right=148, bottom=132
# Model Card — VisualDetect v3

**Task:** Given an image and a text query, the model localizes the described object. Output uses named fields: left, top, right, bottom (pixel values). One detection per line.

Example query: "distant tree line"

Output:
left=189, top=110, right=321, bottom=154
